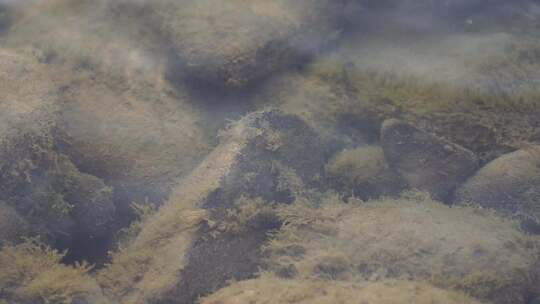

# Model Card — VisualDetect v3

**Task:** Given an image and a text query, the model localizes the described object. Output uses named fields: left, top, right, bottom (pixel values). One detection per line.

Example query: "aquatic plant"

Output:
left=0, top=239, right=106, bottom=304
left=325, top=146, right=385, bottom=186
left=201, top=274, right=483, bottom=304
left=265, top=192, right=540, bottom=304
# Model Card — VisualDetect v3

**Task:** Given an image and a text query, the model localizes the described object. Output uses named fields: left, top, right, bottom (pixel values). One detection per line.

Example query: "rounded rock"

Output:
left=454, top=146, right=540, bottom=232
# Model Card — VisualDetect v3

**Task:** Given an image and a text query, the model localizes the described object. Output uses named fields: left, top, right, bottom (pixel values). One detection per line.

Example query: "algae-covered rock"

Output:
left=0, top=48, right=64, bottom=197
left=266, top=193, right=539, bottom=304
left=57, top=156, right=114, bottom=240
left=381, top=119, right=478, bottom=202
left=3, top=0, right=212, bottom=218
left=0, top=48, right=62, bottom=229
left=56, top=72, right=210, bottom=215
left=201, top=109, right=328, bottom=208
left=0, top=201, right=28, bottom=246
left=133, top=0, right=347, bottom=88
left=201, top=275, right=484, bottom=304
left=0, top=49, right=117, bottom=262
left=454, top=146, right=540, bottom=233
left=325, top=145, right=406, bottom=199
left=165, top=110, right=329, bottom=303
left=0, top=240, right=109, bottom=304
left=99, top=109, right=329, bottom=304
left=0, top=124, right=116, bottom=263
left=50, top=155, right=115, bottom=264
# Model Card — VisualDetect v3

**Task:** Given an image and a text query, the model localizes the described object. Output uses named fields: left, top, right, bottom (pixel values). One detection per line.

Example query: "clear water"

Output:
left=0, top=1, right=539, bottom=303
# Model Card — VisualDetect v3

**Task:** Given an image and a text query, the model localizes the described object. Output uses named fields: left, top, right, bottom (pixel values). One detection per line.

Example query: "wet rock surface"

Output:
left=98, top=109, right=330, bottom=303
left=454, top=146, right=540, bottom=233
left=325, top=145, right=406, bottom=200
left=162, top=110, right=329, bottom=303
left=0, top=50, right=115, bottom=263
left=55, top=75, right=210, bottom=218
left=0, top=112, right=116, bottom=263
left=126, top=0, right=348, bottom=88
left=201, top=276, right=484, bottom=304
left=0, top=201, right=28, bottom=246
left=163, top=212, right=280, bottom=304
left=52, top=155, right=115, bottom=264
left=266, top=194, right=540, bottom=304
left=1, top=1, right=540, bottom=304
left=381, top=119, right=479, bottom=202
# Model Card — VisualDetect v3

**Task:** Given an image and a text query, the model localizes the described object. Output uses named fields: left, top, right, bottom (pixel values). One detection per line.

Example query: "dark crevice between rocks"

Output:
left=51, top=129, right=173, bottom=268
left=160, top=209, right=281, bottom=304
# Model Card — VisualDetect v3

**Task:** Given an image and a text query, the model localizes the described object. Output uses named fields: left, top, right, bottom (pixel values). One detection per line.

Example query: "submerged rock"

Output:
left=266, top=193, right=539, bottom=304
left=51, top=155, right=116, bottom=264
left=201, top=276, right=483, bottom=304
left=0, top=201, right=28, bottom=246
left=0, top=114, right=116, bottom=263
left=56, top=71, right=210, bottom=219
left=166, top=110, right=328, bottom=303
left=454, top=146, right=540, bottom=233
left=325, top=145, right=406, bottom=199
left=381, top=119, right=478, bottom=202
left=136, top=0, right=347, bottom=88
left=0, top=240, right=109, bottom=304
left=99, top=109, right=329, bottom=304
left=0, top=49, right=64, bottom=241
left=0, top=49, right=116, bottom=263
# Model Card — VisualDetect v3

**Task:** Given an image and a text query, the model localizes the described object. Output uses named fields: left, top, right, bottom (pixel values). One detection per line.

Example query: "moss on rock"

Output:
left=0, top=240, right=108, bottom=304
left=266, top=192, right=539, bottom=304
left=201, top=275, right=484, bottom=304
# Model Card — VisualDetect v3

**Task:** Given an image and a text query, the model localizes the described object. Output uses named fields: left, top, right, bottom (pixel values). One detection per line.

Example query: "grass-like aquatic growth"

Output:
left=0, top=239, right=106, bottom=304
left=325, top=146, right=385, bottom=186
left=265, top=191, right=540, bottom=304
left=257, top=34, right=540, bottom=159
left=201, top=274, right=484, bottom=304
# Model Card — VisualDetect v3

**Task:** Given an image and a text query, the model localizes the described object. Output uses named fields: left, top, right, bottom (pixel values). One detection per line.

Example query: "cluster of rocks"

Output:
left=0, top=1, right=539, bottom=304
left=0, top=47, right=209, bottom=264
left=0, top=50, right=115, bottom=262
left=0, top=0, right=355, bottom=264
left=323, top=114, right=540, bottom=235
left=93, top=109, right=540, bottom=304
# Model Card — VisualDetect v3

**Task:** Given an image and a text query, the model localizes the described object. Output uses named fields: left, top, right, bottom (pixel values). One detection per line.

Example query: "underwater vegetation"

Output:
left=1, top=0, right=540, bottom=304
left=201, top=274, right=485, bottom=304
left=0, top=240, right=106, bottom=304
left=266, top=192, right=540, bottom=304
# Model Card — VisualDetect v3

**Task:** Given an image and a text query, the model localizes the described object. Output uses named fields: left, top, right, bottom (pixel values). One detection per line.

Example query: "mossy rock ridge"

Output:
left=161, top=109, right=330, bottom=303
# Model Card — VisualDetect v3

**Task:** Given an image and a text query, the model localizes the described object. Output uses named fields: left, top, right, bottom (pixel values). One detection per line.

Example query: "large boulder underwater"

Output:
left=1, top=1, right=540, bottom=304
left=97, top=109, right=331, bottom=304
left=111, top=0, right=351, bottom=88
left=0, top=49, right=117, bottom=263
left=96, top=109, right=540, bottom=304
left=455, top=145, right=540, bottom=233
left=265, top=193, right=540, bottom=304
